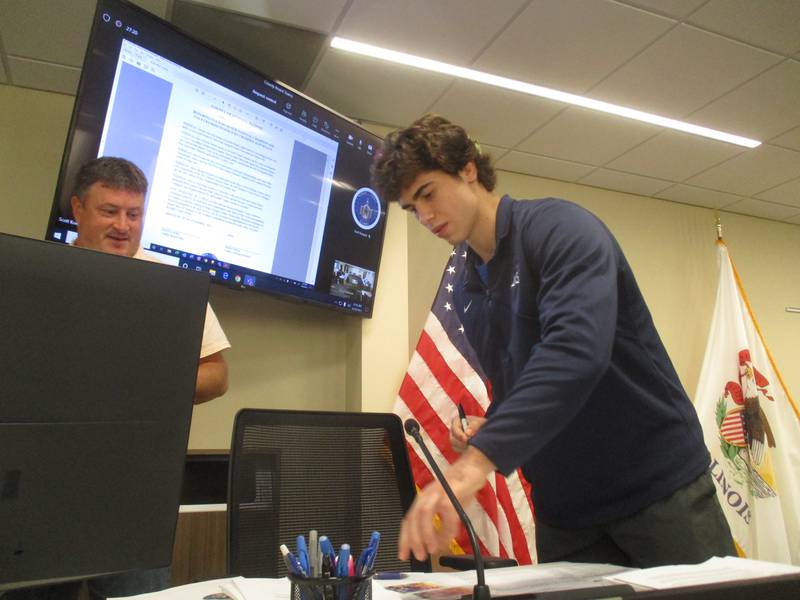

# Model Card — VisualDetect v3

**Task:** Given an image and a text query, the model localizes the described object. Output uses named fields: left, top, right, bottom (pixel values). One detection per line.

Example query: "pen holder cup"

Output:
left=289, top=574, right=373, bottom=600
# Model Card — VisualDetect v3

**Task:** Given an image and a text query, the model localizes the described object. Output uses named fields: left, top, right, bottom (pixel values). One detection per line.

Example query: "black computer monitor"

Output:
left=0, top=232, right=209, bottom=591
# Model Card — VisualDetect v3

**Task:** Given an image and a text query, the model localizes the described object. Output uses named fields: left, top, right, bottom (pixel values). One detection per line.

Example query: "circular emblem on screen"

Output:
left=351, top=187, right=382, bottom=230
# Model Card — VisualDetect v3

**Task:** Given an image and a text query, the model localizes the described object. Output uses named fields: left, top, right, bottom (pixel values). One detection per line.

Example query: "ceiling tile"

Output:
left=473, top=0, right=674, bottom=93
left=427, top=80, right=563, bottom=148
left=516, top=107, right=660, bottom=166
left=687, top=0, right=800, bottom=56
left=770, top=126, right=800, bottom=152
left=305, top=50, right=452, bottom=126
left=722, top=198, right=800, bottom=221
left=620, top=0, right=708, bottom=19
left=589, top=24, right=780, bottom=118
left=0, top=0, right=95, bottom=66
left=337, top=0, right=527, bottom=62
left=607, top=130, right=744, bottom=181
left=688, top=60, right=800, bottom=141
left=578, top=168, right=673, bottom=197
left=496, top=151, right=596, bottom=182
left=131, top=0, right=169, bottom=18
left=756, top=177, right=800, bottom=208
left=172, top=1, right=327, bottom=89
left=480, top=144, right=510, bottom=163
left=184, top=0, right=349, bottom=32
left=6, top=56, right=80, bottom=95
left=687, top=144, right=800, bottom=196
left=654, top=184, right=744, bottom=209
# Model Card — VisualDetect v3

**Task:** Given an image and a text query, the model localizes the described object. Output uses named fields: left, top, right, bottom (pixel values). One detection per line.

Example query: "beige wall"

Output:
left=3, top=84, right=798, bottom=451
left=0, top=86, right=73, bottom=237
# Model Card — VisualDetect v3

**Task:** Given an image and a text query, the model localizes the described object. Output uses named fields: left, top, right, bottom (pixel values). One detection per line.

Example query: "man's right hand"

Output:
left=398, top=446, right=496, bottom=561
left=450, top=415, right=487, bottom=453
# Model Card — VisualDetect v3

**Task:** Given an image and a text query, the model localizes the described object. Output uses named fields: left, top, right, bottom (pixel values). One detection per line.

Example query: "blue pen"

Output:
left=336, top=544, right=350, bottom=578
left=355, top=531, right=380, bottom=575
left=354, top=546, right=369, bottom=576
left=280, top=543, right=308, bottom=577
left=364, top=531, right=381, bottom=574
left=319, top=535, right=336, bottom=567
left=296, top=534, right=310, bottom=575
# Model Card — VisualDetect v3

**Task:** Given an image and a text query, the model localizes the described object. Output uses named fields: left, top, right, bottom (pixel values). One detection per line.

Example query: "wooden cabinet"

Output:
left=171, top=450, right=230, bottom=585
left=170, top=508, right=228, bottom=586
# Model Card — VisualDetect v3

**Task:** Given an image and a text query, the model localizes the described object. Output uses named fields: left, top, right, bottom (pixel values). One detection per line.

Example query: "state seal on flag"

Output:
left=715, top=349, right=777, bottom=499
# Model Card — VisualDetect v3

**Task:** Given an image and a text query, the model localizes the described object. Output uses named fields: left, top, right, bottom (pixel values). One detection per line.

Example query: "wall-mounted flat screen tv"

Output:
left=45, top=0, right=386, bottom=317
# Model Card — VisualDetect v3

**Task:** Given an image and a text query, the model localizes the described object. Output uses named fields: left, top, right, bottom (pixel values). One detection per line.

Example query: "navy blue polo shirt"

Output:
left=460, top=196, right=709, bottom=529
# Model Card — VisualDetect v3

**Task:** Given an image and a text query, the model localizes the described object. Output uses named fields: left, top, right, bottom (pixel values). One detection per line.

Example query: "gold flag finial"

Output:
left=715, top=215, right=723, bottom=241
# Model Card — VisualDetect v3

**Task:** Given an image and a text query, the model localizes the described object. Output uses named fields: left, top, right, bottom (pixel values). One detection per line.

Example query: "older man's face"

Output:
left=71, top=182, right=144, bottom=257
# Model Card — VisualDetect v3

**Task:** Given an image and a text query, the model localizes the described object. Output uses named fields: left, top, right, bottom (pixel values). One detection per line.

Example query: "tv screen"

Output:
left=45, top=0, right=386, bottom=317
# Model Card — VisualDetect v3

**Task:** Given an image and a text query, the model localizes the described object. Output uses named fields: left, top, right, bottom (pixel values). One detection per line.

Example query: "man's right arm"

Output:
left=193, top=350, right=228, bottom=404
left=194, top=303, right=231, bottom=404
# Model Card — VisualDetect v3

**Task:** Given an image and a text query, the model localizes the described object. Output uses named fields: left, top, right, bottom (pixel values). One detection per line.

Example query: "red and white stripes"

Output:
left=394, top=312, right=537, bottom=564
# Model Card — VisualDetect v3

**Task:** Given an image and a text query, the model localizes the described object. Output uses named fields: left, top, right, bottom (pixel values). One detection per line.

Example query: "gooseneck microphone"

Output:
left=404, top=418, right=491, bottom=600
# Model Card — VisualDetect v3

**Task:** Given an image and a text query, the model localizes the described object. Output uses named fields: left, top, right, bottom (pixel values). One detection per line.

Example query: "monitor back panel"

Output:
left=0, top=233, right=210, bottom=589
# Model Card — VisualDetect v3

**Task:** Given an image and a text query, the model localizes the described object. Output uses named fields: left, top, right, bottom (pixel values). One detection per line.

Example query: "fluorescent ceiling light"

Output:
left=331, top=37, right=761, bottom=149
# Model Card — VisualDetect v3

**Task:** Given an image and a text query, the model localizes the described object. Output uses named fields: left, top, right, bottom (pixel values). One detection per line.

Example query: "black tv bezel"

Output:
left=45, top=0, right=387, bottom=318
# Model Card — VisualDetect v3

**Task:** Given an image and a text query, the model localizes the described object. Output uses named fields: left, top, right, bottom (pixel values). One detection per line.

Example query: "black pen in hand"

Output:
left=458, top=402, right=469, bottom=433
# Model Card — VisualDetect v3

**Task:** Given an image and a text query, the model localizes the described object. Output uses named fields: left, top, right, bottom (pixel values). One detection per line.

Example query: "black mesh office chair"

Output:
left=227, top=408, right=430, bottom=577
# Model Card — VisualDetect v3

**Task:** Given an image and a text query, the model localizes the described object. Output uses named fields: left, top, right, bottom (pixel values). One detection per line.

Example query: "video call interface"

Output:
left=47, top=0, right=386, bottom=316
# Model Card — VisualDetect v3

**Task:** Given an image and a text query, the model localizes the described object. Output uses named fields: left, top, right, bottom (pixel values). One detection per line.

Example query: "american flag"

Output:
left=393, top=244, right=537, bottom=564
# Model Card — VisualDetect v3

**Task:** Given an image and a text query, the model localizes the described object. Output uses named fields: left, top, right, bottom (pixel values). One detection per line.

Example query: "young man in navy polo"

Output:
left=372, top=114, right=735, bottom=567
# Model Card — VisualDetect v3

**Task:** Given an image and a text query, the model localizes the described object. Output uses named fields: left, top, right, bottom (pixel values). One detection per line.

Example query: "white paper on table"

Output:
left=108, top=577, right=234, bottom=599
left=108, top=576, right=290, bottom=600
left=220, top=576, right=291, bottom=600
left=372, top=563, right=634, bottom=598
left=606, top=556, right=800, bottom=590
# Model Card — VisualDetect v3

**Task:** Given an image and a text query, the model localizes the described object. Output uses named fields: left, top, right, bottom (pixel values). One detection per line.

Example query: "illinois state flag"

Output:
left=393, top=245, right=537, bottom=564
left=695, top=240, right=800, bottom=564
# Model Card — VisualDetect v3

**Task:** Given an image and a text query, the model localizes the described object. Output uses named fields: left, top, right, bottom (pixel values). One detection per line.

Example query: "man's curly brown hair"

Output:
left=371, top=114, right=496, bottom=203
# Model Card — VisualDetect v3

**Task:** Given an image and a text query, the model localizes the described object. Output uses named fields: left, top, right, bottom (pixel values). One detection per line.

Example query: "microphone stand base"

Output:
left=472, top=584, right=491, bottom=600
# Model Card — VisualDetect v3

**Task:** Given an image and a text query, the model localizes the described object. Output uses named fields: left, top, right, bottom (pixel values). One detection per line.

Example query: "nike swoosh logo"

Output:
left=464, top=300, right=473, bottom=313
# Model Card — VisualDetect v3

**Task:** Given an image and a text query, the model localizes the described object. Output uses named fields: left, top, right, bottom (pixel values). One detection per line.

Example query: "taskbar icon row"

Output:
left=147, top=243, right=255, bottom=287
